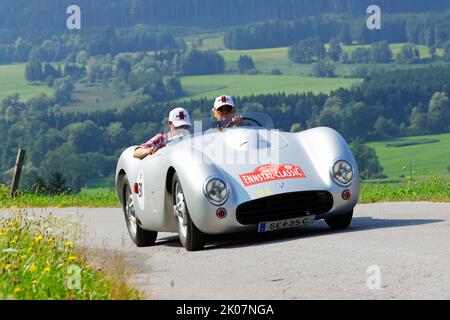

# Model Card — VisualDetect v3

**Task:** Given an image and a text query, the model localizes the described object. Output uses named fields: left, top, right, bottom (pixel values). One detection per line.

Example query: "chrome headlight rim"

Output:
left=330, top=159, right=354, bottom=187
left=203, top=177, right=230, bottom=206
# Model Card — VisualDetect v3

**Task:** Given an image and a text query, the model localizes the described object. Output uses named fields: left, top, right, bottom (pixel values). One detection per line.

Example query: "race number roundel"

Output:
left=136, top=170, right=145, bottom=210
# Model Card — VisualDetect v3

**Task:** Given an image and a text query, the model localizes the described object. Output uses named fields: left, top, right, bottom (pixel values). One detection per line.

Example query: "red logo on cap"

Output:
left=221, top=96, right=227, bottom=103
left=178, top=111, right=185, bottom=120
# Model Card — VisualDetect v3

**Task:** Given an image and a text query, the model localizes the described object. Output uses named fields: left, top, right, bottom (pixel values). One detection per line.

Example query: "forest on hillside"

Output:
left=0, top=0, right=449, bottom=32
left=1, top=1, right=450, bottom=192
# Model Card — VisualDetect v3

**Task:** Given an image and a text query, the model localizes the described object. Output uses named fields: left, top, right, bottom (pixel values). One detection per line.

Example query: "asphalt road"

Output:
left=1, top=202, right=449, bottom=300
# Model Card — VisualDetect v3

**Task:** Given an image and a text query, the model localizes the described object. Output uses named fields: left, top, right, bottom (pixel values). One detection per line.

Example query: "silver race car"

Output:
left=116, top=112, right=360, bottom=251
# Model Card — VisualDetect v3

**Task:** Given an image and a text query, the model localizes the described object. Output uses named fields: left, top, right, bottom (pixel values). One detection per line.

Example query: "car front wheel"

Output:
left=325, top=210, right=354, bottom=230
left=172, top=173, right=206, bottom=251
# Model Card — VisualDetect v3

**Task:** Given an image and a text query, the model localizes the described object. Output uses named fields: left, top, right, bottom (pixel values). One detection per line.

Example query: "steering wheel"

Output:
left=225, top=117, right=263, bottom=128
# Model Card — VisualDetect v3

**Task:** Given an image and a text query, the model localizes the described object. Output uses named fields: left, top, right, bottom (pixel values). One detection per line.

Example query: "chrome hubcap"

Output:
left=126, top=187, right=137, bottom=237
left=174, top=183, right=187, bottom=238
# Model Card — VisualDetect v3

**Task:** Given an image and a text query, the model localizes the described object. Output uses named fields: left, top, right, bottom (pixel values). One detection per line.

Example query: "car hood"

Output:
left=186, top=127, right=346, bottom=201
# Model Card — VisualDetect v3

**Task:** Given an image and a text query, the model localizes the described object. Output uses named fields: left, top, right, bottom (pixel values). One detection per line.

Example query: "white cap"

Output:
left=169, top=107, right=191, bottom=128
left=214, top=95, right=235, bottom=110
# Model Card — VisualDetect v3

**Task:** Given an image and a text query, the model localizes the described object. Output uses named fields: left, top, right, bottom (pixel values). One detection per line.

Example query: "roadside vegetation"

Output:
left=0, top=211, right=141, bottom=299
left=1, top=176, right=448, bottom=209
left=0, top=186, right=117, bottom=208
left=360, top=176, right=450, bottom=204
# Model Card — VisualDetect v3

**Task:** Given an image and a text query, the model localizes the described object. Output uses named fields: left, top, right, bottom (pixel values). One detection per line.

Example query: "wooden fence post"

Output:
left=10, top=149, right=26, bottom=198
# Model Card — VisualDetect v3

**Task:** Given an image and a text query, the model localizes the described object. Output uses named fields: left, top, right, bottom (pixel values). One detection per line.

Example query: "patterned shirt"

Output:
left=136, top=132, right=171, bottom=151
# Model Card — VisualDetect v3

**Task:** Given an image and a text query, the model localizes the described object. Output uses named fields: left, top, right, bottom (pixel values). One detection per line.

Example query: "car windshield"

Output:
left=194, top=112, right=275, bottom=133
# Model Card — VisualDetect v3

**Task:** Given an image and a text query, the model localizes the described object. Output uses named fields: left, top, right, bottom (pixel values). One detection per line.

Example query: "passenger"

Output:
left=134, top=107, right=191, bottom=159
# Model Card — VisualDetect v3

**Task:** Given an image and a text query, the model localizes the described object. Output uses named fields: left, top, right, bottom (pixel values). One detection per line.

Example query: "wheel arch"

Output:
left=116, top=169, right=127, bottom=205
left=165, top=166, right=176, bottom=194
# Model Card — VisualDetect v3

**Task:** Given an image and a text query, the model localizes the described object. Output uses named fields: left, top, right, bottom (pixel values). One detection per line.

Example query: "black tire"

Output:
left=172, top=173, right=206, bottom=251
left=122, top=175, right=158, bottom=247
left=325, top=210, right=354, bottom=230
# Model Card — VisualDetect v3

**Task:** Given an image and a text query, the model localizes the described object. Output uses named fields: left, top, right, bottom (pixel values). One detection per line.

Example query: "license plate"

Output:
left=258, top=215, right=315, bottom=233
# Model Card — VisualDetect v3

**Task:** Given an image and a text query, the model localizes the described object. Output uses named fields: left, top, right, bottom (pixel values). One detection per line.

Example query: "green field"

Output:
left=220, top=43, right=444, bottom=77
left=179, top=74, right=361, bottom=100
left=185, top=32, right=225, bottom=50
left=367, top=133, right=450, bottom=178
left=62, top=82, right=139, bottom=113
left=0, top=64, right=53, bottom=102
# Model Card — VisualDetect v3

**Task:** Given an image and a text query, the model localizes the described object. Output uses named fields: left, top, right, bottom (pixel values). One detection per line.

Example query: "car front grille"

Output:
left=236, top=191, right=334, bottom=225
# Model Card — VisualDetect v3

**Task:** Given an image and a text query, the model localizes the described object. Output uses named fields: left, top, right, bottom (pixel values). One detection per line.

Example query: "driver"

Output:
left=134, top=107, right=191, bottom=159
left=213, top=95, right=244, bottom=128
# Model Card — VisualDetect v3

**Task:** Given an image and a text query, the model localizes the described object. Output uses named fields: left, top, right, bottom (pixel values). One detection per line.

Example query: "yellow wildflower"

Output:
left=64, top=242, right=74, bottom=247
left=20, top=255, right=27, bottom=260
left=68, top=256, right=78, bottom=261
left=29, top=265, right=38, bottom=273
left=14, top=287, right=22, bottom=294
left=43, top=267, right=51, bottom=273
left=32, top=280, right=38, bottom=285
left=4, top=264, right=11, bottom=270
left=35, top=235, right=43, bottom=242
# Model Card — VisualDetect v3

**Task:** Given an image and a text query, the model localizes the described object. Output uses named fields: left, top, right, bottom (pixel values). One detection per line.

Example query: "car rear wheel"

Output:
left=325, top=210, right=353, bottom=230
left=122, top=175, right=158, bottom=247
left=172, top=173, right=206, bottom=251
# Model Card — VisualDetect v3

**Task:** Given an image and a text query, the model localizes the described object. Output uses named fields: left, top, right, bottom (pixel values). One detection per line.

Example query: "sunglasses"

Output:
left=217, top=106, right=234, bottom=113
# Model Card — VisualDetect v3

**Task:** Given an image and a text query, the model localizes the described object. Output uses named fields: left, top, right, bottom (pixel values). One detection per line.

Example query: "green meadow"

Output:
left=219, top=43, right=443, bottom=76
left=62, top=82, right=139, bottom=113
left=179, top=74, right=361, bottom=100
left=0, top=64, right=53, bottom=102
left=367, top=133, right=450, bottom=178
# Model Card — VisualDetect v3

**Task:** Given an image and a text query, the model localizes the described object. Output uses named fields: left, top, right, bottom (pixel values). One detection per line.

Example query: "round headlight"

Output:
left=204, top=178, right=229, bottom=206
left=332, top=160, right=354, bottom=186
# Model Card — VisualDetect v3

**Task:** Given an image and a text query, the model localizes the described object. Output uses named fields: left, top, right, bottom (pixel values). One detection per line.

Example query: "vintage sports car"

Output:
left=116, top=113, right=360, bottom=251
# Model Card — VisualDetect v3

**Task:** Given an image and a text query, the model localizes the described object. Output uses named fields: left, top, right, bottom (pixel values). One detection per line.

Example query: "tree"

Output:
left=65, top=120, right=106, bottom=153
left=349, top=139, right=384, bottom=179
left=181, top=49, right=225, bottom=75
left=47, top=172, right=71, bottom=195
left=369, top=41, right=393, bottom=63
left=312, top=59, right=336, bottom=77
left=238, top=55, right=256, bottom=74
left=24, top=60, right=44, bottom=81
left=290, top=123, right=302, bottom=132
left=428, top=45, right=437, bottom=61
left=374, top=116, right=399, bottom=138
left=76, top=50, right=89, bottom=65
left=350, top=47, right=370, bottom=64
left=409, top=106, right=429, bottom=135
left=288, top=38, right=326, bottom=63
left=428, top=92, right=450, bottom=132
left=443, top=41, right=450, bottom=62
left=328, top=38, right=342, bottom=62
left=13, top=38, right=32, bottom=62
left=396, top=44, right=420, bottom=64
left=313, top=96, right=343, bottom=129
left=53, top=78, right=74, bottom=105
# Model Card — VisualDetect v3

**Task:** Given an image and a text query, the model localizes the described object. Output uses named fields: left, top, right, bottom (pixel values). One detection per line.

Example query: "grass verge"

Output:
left=0, top=211, right=141, bottom=299
left=359, top=176, right=450, bottom=204
left=0, top=187, right=118, bottom=208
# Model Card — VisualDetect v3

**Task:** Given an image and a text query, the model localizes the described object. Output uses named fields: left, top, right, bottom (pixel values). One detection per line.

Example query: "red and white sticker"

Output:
left=239, top=164, right=306, bottom=187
